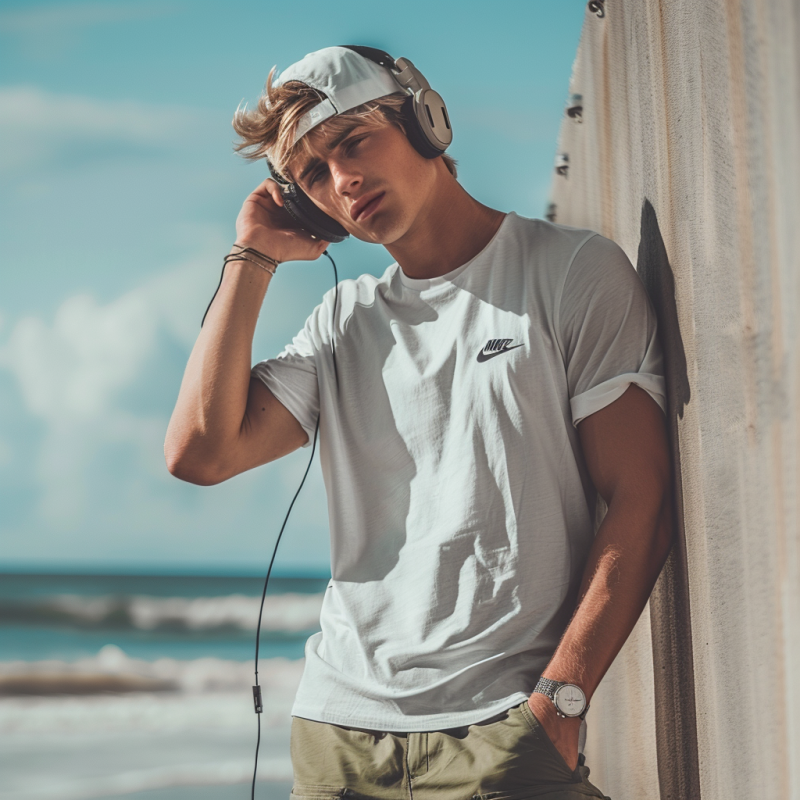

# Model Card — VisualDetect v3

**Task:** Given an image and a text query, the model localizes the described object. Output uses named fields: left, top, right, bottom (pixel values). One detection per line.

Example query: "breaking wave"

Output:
left=0, top=648, right=301, bottom=798
left=0, top=643, right=304, bottom=697
left=0, top=592, right=324, bottom=633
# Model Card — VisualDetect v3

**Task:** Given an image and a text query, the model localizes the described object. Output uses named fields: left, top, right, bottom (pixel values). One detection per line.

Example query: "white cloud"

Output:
left=0, top=248, right=222, bottom=423
left=0, top=85, right=208, bottom=172
left=4, top=292, right=155, bottom=421
left=0, top=249, right=221, bottom=528
left=0, top=236, right=334, bottom=562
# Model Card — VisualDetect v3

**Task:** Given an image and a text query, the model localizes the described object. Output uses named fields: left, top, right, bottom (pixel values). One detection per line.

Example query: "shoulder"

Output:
left=315, top=261, right=398, bottom=332
left=556, top=230, right=653, bottom=329
left=321, top=262, right=396, bottom=305
left=562, top=232, right=641, bottom=296
left=496, top=213, right=616, bottom=305
left=501, top=213, right=614, bottom=286
left=505, top=212, right=601, bottom=257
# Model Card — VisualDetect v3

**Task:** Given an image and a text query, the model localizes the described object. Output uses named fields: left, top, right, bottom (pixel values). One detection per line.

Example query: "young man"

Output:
left=165, top=46, right=673, bottom=799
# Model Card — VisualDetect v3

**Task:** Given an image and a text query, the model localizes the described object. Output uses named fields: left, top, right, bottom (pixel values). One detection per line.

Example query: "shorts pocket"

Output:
left=466, top=702, right=583, bottom=797
left=290, top=783, right=346, bottom=800
left=518, top=700, right=581, bottom=780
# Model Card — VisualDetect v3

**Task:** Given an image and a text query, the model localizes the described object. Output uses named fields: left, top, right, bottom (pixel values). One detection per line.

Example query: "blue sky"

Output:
left=0, top=0, right=586, bottom=574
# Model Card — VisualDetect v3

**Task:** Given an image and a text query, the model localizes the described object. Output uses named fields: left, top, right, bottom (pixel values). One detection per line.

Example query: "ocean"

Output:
left=0, top=572, right=328, bottom=800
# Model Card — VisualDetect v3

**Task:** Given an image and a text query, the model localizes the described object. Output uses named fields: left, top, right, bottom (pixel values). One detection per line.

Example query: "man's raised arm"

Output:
left=164, top=179, right=328, bottom=486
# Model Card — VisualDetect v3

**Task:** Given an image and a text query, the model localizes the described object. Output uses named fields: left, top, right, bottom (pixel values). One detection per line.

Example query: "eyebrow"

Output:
left=296, top=123, right=366, bottom=184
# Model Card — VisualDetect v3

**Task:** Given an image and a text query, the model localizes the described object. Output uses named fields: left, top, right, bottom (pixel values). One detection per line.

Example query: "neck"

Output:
left=384, top=164, right=506, bottom=280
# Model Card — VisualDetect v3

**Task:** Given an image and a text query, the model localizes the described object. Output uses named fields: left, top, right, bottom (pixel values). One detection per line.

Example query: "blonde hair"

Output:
left=232, top=67, right=458, bottom=182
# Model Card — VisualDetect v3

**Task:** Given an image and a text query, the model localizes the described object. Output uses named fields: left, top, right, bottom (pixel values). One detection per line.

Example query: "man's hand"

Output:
left=164, top=178, right=325, bottom=486
left=527, top=691, right=581, bottom=772
left=235, top=178, right=330, bottom=264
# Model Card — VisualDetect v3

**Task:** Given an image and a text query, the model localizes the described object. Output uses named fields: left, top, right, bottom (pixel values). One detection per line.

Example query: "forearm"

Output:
left=541, top=488, right=673, bottom=699
left=165, top=251, right=272, bottom=481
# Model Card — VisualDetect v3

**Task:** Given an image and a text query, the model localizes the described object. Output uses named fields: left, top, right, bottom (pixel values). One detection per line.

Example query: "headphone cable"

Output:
left=251, top=248, right=339, bottom=799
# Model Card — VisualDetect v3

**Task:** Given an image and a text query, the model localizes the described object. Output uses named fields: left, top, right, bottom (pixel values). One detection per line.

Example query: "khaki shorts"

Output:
left=289, top=700, right=610, bottom=800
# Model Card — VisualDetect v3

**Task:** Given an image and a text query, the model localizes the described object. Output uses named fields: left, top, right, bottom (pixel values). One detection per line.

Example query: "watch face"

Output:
left=553, top=684, right=586, bottom=717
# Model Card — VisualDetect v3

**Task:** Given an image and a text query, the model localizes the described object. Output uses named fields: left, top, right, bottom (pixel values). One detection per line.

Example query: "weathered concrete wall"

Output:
left=549, top=2, right=800, bottom=799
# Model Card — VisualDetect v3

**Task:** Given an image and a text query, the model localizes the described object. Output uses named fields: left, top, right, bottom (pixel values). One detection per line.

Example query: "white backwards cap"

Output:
left=273, top=46, right=405, bottom=145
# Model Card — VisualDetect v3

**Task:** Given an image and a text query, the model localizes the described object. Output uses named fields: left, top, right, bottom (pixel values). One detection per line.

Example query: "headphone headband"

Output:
left=338, top=45, right=397, bottom=71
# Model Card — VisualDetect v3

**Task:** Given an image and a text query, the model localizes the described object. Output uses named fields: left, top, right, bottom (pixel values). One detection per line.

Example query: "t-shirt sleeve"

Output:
left=251, top=306, right=322, bottom=448
left=557, top=233, right=666, bottom=428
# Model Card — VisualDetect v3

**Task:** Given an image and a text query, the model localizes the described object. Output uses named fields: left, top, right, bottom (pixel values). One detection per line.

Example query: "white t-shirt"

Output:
left=252, top=212, right=665, bottom=733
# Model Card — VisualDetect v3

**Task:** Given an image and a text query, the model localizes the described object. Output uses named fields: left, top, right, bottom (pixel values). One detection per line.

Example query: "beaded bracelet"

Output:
left=231, top=244, right=280, bottom=270
left=200, top=245, right=279, bottom=328
left=224, top=253, right=276, bottom=277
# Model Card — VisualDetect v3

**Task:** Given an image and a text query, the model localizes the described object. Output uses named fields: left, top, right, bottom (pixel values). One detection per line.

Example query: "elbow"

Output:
left=164, top=441, right=225, bottom=486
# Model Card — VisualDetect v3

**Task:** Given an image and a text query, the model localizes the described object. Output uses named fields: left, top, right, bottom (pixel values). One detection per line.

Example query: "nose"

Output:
left=329, top=158, right=362, bottom=197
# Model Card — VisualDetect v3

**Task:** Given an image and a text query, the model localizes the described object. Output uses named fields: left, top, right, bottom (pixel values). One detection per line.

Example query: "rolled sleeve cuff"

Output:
left=251, top=363, right=318, bottom=447
left=570, top=372, right=666, bottom=428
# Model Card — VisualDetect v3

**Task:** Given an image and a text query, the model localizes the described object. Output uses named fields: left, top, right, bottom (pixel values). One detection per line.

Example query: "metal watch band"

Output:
left=534, top=677, right=562, bottom=701
left=533, top=677, right=590, bottom=720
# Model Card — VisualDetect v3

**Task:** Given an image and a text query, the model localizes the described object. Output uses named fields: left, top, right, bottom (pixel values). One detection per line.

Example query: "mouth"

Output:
left=351, top=191, right=385, bottom=222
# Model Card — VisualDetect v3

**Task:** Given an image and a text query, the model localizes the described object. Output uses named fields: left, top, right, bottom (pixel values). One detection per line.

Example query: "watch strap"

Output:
left=533, top=677, right=562, bottom=701
left=533, top=677, right=590, bottom=720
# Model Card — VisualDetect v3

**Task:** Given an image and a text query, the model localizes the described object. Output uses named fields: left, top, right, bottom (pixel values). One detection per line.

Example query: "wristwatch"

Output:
left=533, top=677, right=590, bottom=720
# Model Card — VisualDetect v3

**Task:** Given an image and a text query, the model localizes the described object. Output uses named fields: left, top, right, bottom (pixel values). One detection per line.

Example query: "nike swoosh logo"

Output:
left=476, top=343, right=524, bottom=362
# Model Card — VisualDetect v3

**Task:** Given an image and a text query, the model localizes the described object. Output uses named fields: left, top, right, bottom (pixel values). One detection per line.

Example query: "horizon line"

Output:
left=0, top=563, right=332, bottom=579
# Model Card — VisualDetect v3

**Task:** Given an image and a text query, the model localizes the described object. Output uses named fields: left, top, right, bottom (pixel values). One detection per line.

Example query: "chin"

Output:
left=344, top=218, right=398, bottom=246
left=364, top=208, right=416, bottom=246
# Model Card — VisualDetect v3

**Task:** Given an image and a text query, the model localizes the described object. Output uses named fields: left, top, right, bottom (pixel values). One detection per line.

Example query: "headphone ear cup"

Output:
left=265, top=158, right=349, bottom=243
left=282, top=183, right=350, bottom=243
left=400, top=95, right=447, bottom=160
left=415, top=88, right=453, bottom=150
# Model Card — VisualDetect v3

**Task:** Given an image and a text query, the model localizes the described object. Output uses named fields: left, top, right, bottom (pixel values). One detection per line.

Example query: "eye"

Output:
left=346, top=135, right=367, bottom=152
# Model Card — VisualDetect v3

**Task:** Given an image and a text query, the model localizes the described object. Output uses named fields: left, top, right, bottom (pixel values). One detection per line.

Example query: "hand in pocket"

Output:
left=526, top=693, right=581, bottom=773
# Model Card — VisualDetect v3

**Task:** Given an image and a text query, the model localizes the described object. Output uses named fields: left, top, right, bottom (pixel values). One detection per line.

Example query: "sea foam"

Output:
left=1, top=648, right=301, bottom=799
left=0, top=644, right=303, bottom=704
left=0, top=592, right=325, bottom=633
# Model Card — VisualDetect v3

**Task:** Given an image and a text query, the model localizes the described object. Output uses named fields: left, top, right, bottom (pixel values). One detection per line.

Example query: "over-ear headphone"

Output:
left=266, top=45, right=453, bottom=243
